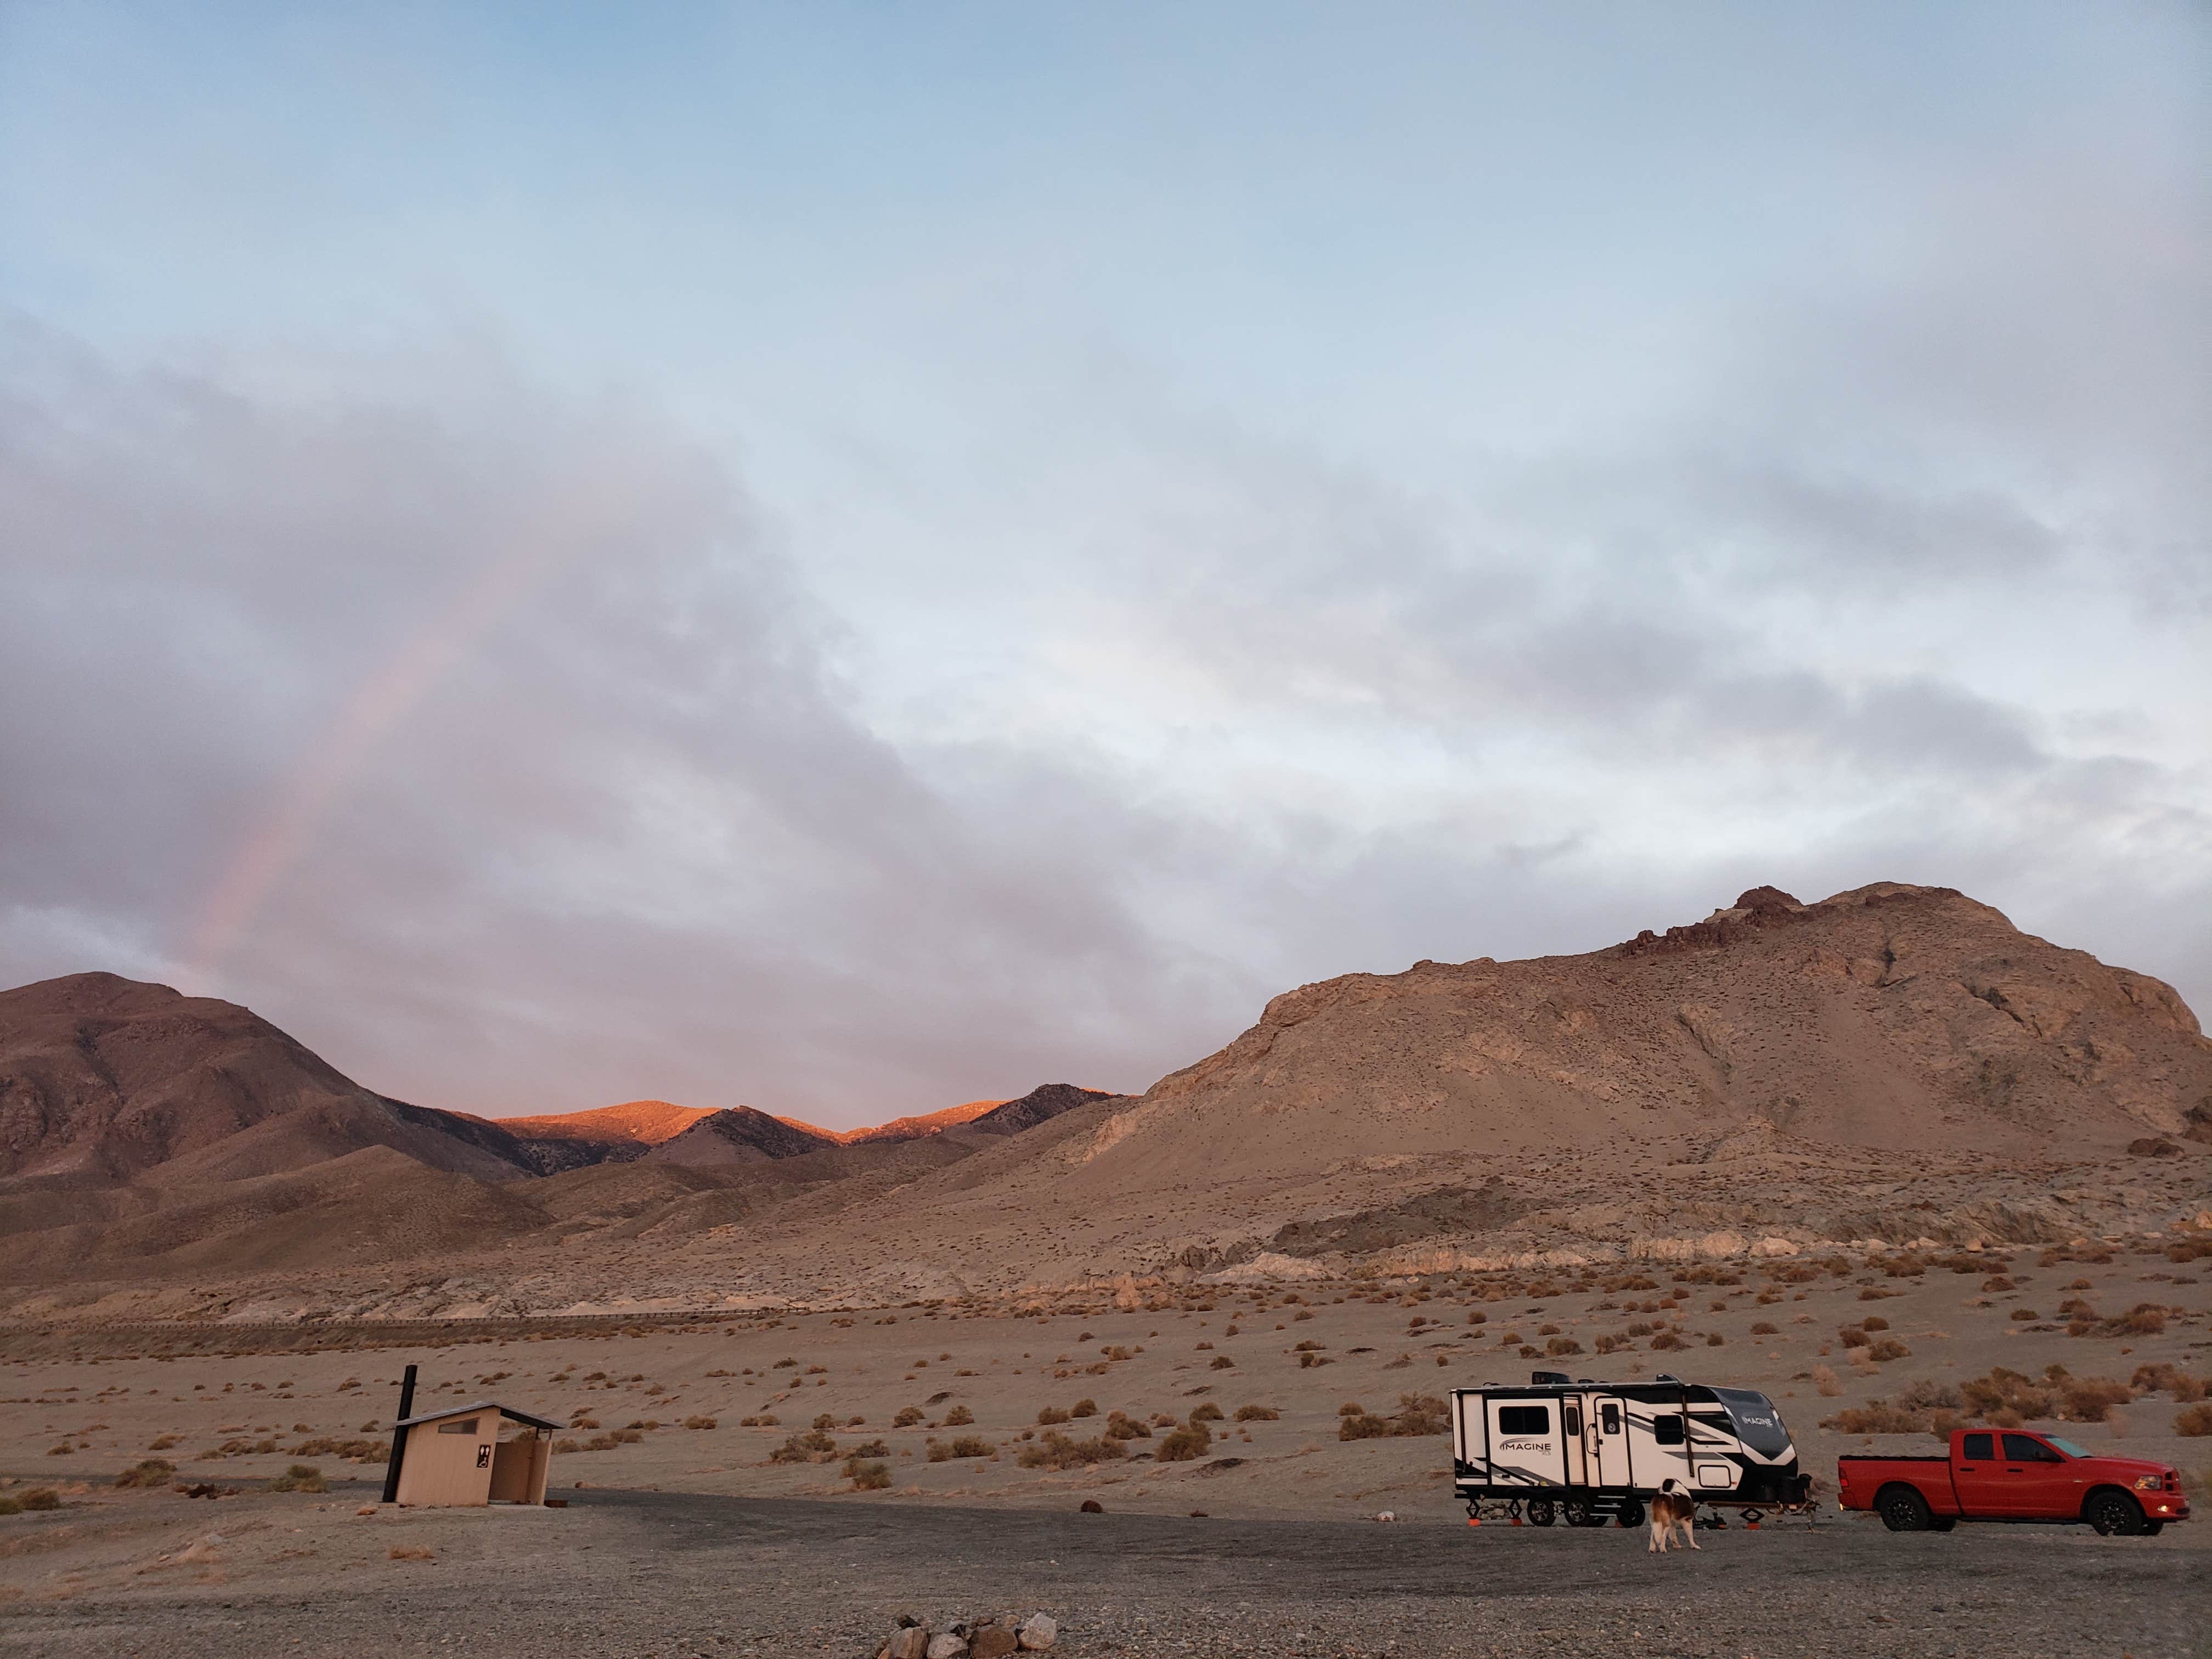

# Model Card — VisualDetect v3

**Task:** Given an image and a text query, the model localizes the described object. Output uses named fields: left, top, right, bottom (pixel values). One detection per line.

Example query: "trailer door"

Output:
left=1484, top=1395, right=1566, bottom=1492
left=1584, top=1393, right=1629, bottom=1488
left=1559, top=1394, right=1590, bottom=1487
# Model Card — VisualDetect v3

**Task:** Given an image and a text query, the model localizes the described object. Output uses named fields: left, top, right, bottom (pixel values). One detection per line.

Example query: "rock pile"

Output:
left=878, top=1610, right=1057, bottom=1657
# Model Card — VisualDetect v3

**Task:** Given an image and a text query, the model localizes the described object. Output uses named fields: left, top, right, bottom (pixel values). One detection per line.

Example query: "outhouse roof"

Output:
left=392, top=1400, right=563, bottom=1434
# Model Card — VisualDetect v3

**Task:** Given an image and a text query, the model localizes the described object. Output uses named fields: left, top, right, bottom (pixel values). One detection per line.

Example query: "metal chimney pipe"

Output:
left=379, top=1363, right=418, bottom=1505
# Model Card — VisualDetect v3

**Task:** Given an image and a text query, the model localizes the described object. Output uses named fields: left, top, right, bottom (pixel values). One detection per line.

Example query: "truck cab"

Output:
left=1839, top=1428, right=2187, bottom=1537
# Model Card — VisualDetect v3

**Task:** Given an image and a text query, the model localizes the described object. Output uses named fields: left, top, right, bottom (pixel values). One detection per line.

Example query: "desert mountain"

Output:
left=642, top=1107, right=842, bottom=1166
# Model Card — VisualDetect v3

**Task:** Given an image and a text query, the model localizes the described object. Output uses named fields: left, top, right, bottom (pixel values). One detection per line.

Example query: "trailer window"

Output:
left=1651, top=1412, right=1686, bottom=1446
left=1563, top=1405, right=1583, bottom=1437
left=1600, top=1402, right=1621, bottom=1435
left=1497, top=1406, right=1551, bottom=1436
left=1960, top=1433, right=1993, bottom=1462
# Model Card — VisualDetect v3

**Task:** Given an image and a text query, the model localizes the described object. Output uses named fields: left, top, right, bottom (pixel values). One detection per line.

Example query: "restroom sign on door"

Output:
left=476, top=1444, right=492, bottom=1470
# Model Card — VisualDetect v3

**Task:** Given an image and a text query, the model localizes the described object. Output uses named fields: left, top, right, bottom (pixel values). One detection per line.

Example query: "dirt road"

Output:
left=1, top=1483, right=2203, bottom=1658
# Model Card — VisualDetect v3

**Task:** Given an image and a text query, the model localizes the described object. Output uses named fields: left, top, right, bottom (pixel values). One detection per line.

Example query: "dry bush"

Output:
left=1157, top=1422, right=1213, bottom=1462
left=1545, top=1337, right=1583, bottom=1357
left=682, top=1416, right=717, bottom=1430
left=942, top=1406, right=974, bottom=1426
left=769, top=1429, right=839, bottom=1465
left=1233, top=1404, right=1278, bottom=1421
left=1812, top=1366, right=1842, bottom=1397
left=1897, top=1379, right=1962, bottom=1412
left=1209, top=1355, right=1235, bottom=1370
left=1594, top=1333, right=1632, bottom=1355
left=847, top=1438, right=889, bottom=1457
left=1861, top=1315, right=1889, bottom=1331
left=1960, top=1368, right=2055, bottom=1421
left=926, top=1436, right=995, bottom=1462
left=114, top=1459, right=175, bottom=1488
left=1981, top=1276, right=2015, bottom=1292
left=1837, top=1325, right=1868, bottom=1347
left=1867, top=1339, right=1911, bottom=1363
left=1036, top=1406, right=1071, bottom=1426
left=2174, top=1403, right=2212, bottom=1437
left=845, top=1459, right=891, bottom=1491
left=388, top=1546, right=435, bottom=1561
left=812, top=1413, right=839, bottom=1431
left=892, top=1406, right=924, bottom=1427
left=554, top=1438, right=581, bottom=1453
left=146, top=1435, right=181, bottom=1452
left=1071, top=1398, right=1098, bottom=1418
left=1103, top=1412, right=1151, bottom=1441
left=290, top=1437, right=385, bottom=1463
left=1016, top=1431, right=1127, bottom=1470
left=1750, top=1322, right=1779, bottom=1336
left=1822, top=1404, right=1926, bottom=1434
left=1705, top=1333, right=1725, bottom=1347
left=267, top=1465, right=327, bottom=1493
left=1190, top=1402, right=1224, bottom=1423
left=2058, top=1379, right=2134, bottom=1423
left=737, top=1414, right=780, bottom=1428
left=2130, top=1363, right=2209, bottom=1403
left=1650, top=1333, right=1689, bottom=1352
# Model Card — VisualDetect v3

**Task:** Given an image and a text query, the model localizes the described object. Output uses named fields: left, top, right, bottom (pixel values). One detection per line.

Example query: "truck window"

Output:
left=1960, top=1432, right=1993, bottom=1461
left=1563, top=1404, right=1583, bottom=1437
left=1652, top=1412, right=1685, bottom=1446
left=1600, top=1403, right=1621, bottom=1435
left=2001, top=1434, right=2062, bottom=1463
left=1498, top=1406, right=1550, bottom=1436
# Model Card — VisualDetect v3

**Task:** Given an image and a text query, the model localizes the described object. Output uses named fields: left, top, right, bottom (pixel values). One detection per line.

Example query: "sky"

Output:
left=2, top=3, right=2208, bottom=1127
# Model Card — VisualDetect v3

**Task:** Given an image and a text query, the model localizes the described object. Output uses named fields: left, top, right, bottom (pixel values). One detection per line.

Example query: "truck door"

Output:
left=1997, top=1432, right=2076, bottom=1516
left=1952, top=1430, right=2004, bottom=1513
left=1585, top=1394, right=1628, bottom=1488
left=1485, top=1396, right=1565, bottom=1492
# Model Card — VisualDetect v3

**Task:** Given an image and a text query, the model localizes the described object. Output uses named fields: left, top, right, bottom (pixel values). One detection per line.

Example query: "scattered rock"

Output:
left=926, top=1635, right=968, bottom=1659
left=971, top=1627, right=1019, bottom=1659
left=2128, top=1138, right=2182, bottom=1158
left=888, top=1628, right=930, bottom=1659
left=1019, top=1613, right=1058, bottom=1651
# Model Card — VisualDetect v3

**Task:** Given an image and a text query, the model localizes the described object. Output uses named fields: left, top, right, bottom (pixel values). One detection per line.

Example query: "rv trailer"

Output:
left=1451, top=1370, right=1813, bottom=1527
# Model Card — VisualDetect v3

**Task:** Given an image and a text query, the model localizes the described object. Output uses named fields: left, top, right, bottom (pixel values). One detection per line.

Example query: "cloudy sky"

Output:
left=3, top=4, right=2207, bottom=1127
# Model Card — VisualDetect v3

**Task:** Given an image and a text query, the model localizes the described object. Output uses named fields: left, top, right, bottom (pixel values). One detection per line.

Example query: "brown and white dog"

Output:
left=1648, top=1479, right=1700, bottom=1553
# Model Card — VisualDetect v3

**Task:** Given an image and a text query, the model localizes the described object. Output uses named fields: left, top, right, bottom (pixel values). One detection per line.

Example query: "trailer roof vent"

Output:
left=1529, top=1369, right=1572, bottom=1385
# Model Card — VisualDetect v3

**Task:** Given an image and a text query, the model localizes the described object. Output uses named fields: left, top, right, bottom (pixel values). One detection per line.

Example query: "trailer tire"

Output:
left=2084, top=1489, right=2147, bottom=1537
left=1562, top=1500, right=1596, bottom=1527
left=1615, top=1497, right=1644, bottom=1528
left=1876, top=1485, right=1932, bottom=1532
left=1525, top=1498, right=1556, bottom=1527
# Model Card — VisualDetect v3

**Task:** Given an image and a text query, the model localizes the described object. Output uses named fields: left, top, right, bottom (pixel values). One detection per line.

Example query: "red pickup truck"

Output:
left=1839, top=1428, right=2188, bottom=1536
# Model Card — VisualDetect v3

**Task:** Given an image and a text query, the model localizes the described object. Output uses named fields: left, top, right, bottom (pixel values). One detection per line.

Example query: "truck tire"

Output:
left=2084, top=1489, right=2148, bottom=1537
left=1876, top=1486, right=1932, bottom=1532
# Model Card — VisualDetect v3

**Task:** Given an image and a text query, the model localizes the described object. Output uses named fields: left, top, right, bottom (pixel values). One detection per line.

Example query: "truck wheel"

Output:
left=1927, top=1517, right=1957, bottom=1532
left=2085, top=1490, right=2147, bottom=1537
left=1877, top=1486, right=1932, bottom=1532
left=1615, top=1498, right=1644, bottom=1528
left=1525, top=1498, right=1556, bottom=1527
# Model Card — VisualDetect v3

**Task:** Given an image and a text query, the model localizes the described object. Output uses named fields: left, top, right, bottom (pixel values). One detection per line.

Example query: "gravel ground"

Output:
left=1, top=1485, right=2205, bottom=1659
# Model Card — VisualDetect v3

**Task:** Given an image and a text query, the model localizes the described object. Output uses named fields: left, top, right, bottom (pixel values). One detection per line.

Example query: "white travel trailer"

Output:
left=1451, top=1370, right=1812, bottom=1527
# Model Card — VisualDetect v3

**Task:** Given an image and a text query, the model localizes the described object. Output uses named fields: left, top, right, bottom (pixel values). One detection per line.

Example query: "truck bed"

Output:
left=1836, top=1454, right=1946, bottom=1463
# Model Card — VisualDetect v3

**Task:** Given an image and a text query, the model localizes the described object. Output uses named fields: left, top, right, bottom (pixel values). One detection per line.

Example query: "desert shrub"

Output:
left=266, top=1464, right=328, bottom=1493
left=1821, top=1404, right=1925, bottom=1434
left=1545, top=1336, right=1583, bottom=1357
left=769, top=1429, right=838, bottom=1464
left=1750, top=1322, right=1779, bottom=1336
left=1338, top=1402, right=1366, bottom=1416
left=812, top=1413, right=838, bottom=1431
left=1466, top=1311, right=1487, bottom=1324
left=147, top=1435, right=181, bottom=1452
left=926, top=1435, right=996, bottom=1462
left=1537, top=1323, right=1561, bottom=1336
left=613, top=1429, right=644, bottom=1443
left=19, top=1489, right=61, bottom=1511
left=1233, top=1404, right=1278, bottom=1421
left=1650, top=1332, right=1689, bottom=1352
left=1867, top=1339, right=1910, bottom=1362
left=1391, top=1394, right=1449, bottom=1435
left=892, top=1406, right=924, bottom=1427
left=1594, top=1333, right=1632, bottom=1355
left=1897, top=1379, right=1963, bottom=1412
left=845, top=1459, right=891, bottom=1490
left=1861, top=1315, right=1889, bottom=1331
left=1960, top=1368, right=2055, bottom=1421
left=1812, top=1366, right=1842, bottom=1397
left=1838, top=1324, right=1869, bottom=1348
left=554, top=1438, right=581, bottom=1453
left=682, top=1416, right=718, bottom=1430
left=2131, top=1363, right=2209, bottom=1402
left=0, top=1497, right=19, bottom=1515
left=1016, top=1431, right=1127, bottom=1470
left=942, top=1406, right=974, bottom=1426
left=2059, top=1380, right=2134, bottom=1423
left=2173, top=1403, right=2212, bottom=1437
left=1036, top=1406, right=1071, bottom=1426
left=1981, top=1276, right=2015, bottom=1292
left=290, top=1437, right=386, bottom=1463
left=1190, top=1402, right=1224, bottom=1423
left=1209, top=1355, right=1235, bottom=1370
left=1070, top=1398, right=1098, bottom=1418
left=1157, top=1422, right=1213, bottom=1462
left=1706, top=1333, right=1725, bottom=1346
left=847, top=1438, right=889, bottom=1457
left=114, top=1459, right=176, bottom=1488
left=1103, top=1412, right=1151, bottom=1440
left=1338, top=1412, right=1390, bottom=1441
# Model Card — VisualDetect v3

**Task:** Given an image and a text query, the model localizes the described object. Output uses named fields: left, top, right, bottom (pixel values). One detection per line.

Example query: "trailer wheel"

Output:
left=1876, top=1486, right=1932, bottom=1532
left=1562, top=1499, right=1595, bottom=1527
left=2084, top=1489, right=2147, bottom=1537
left=1525, top=1498, right=1556, bottom=1527
left=1614, top=1497, right=1644, bottom=1528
